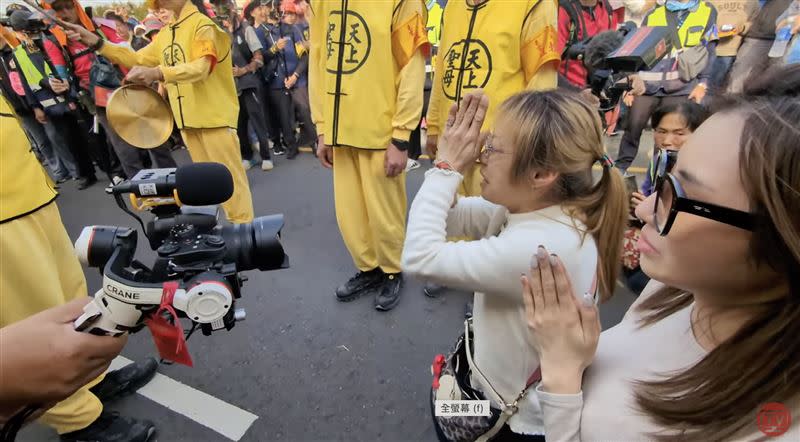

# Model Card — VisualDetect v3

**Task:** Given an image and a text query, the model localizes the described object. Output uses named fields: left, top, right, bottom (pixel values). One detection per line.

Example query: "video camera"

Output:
left=567, top=22, right=672, bottom=111
left=7, top=10, right=49, bottom=35
left=73, top=163, right=288, bottom=339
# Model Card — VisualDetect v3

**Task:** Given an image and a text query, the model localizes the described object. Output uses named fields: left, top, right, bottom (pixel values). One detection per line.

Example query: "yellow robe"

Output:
left=0, top=95, right=57, bottom=223
left=99, top=2, right=254, bottom=223
left=427, top=0, right=559, bottom=196
left=1, top=95, right=102, bottom=434
left=99, top=2, right=238, bottom=129
left=309, top=0, right=429, bottom=147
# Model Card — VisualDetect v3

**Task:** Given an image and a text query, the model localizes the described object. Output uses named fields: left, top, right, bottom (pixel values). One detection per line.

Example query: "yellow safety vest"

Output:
left=151, top=2, right=239, bottom=129
left=0, top=95, right=57, bottom=223
left=426, top=1, right=443, bottom=47
left=428, top=0, right=558, bottom=135
left=310, top=0, right=429, bottom=149
left=13, top=44, right=53, bottom=91
left=646, top=3, right=714, bottom=49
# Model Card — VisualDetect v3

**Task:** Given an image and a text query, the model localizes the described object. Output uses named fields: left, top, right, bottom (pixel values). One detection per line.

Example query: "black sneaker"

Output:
left=89, top=358, right=158, bottom=404
left=77, top=175, right=98, bottom=190
left=273, top=146, right=287, bottom=156
left=60, top=411, right=156, bottom=442
left=375, top=273, right=403, bottom=311
left=336, top=269, right=384, bottom=302
left=423, top=282, right=447, bottom=298
left=286, top=148, right=299, bottom=160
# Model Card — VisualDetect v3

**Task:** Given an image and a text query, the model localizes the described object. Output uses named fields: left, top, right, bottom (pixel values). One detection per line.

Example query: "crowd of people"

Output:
left=1, top=0, right=799, bottom=441
left=0, top=0, right=316, bottom=196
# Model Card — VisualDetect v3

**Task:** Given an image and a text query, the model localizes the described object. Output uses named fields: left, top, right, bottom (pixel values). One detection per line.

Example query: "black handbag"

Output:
left=430, top=319, right=541, bottom=442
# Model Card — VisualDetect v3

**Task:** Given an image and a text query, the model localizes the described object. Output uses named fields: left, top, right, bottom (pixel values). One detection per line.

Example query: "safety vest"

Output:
left=0, top=94, right=57, bottom=223
left=12, top=44, right=67, bottom=112
left=428, top=0, right=558, bottom=135
left=647, top=3, right=713, bottom=49
left=426, top=1, right=443, bottom=48
left=310, top=0, right=429, bottom=149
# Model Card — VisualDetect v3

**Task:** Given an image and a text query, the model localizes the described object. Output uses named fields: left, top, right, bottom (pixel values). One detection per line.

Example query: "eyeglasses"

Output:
left=653, top=171, right=757, bottom=236
left=479, top=134, right=510, bottom=163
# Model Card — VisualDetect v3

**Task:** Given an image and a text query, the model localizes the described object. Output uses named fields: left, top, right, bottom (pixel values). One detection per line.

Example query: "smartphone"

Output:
left=625, top=175, right=638, bottom=195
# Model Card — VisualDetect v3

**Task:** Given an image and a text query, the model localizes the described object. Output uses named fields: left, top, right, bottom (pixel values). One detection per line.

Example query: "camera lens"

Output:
left=74, top=226, right=137, bottom=268
left=221, top=215, right=287, bottom=271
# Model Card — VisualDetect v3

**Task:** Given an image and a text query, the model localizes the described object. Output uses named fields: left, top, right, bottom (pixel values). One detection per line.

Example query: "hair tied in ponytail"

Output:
left=597, top=153, right=614, bottom=168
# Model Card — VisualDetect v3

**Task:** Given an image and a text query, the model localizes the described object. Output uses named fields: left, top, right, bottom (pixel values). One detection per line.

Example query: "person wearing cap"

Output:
left=310, top=1, right=429, bottom=311
left=131, top=23, right=149, bottom=50
left=44, top=0, right=177, bottom=184
left=62, top=0, right=255, bottom=223
left=1, top=18, right=75, bottom=184
left=7, top=9, right=93, bottom=188
left=0, top=90, right=159, bottom=442
left=140, top=14, right=164, bottom=42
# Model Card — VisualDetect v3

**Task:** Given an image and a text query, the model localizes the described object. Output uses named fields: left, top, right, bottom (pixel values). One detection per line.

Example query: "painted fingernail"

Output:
left=550, top=254, right=558, bottom=266
left=530, top=255, right=538, bottom=268
left=537, top=246, right=547, bottom=260
left=583, top=292, right=595, bottom=307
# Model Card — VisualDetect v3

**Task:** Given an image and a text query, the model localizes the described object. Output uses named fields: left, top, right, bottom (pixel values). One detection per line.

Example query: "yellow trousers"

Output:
left=181, top=127, right=254, bottom=223
left=0, top=202, right=103, bottom=434
left=458, top=163, right=483, bottom=197
left=332, top=147, right=407, bottom=274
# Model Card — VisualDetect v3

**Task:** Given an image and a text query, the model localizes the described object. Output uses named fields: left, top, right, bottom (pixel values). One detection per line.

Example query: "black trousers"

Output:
left=92, top=122, right=123, bottom=179
left=290, top=86, right=316, bottom=147
left=408, top=86, right=431, bottom=160
left=48, top=112, right=98, bottom=180
left=266, top=87, right=297, bottom=154
left=615, top=94, right=688, bottom=172
left=238, top=88, right=272, bottom=161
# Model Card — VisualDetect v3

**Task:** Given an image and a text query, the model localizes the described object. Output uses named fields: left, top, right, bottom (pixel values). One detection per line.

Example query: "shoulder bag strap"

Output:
left=664, top=9, right=683, bottom=50
left=463, top=319, right=542, bottom=441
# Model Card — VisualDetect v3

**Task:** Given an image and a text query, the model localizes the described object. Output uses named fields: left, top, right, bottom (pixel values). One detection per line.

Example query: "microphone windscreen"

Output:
left=585, top=30, right=626, bottom=72
left=175, top=162, right=234, bottom=206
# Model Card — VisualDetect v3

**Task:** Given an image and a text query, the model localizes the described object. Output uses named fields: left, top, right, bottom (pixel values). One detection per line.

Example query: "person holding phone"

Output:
left=624, top=101, right=708, bottom=295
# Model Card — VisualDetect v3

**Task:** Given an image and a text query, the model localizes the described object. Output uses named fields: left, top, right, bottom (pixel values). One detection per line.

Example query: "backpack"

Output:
left=559, top=0, right=614, bottom=60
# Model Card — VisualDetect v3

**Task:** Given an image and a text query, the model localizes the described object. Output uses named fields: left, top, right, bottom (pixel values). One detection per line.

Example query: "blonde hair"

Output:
left=498, top=90, right=628, bottom=301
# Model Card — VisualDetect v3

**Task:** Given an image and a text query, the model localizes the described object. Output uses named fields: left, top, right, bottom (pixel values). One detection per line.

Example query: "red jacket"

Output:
left=557, top=1, right=623, bottom=88
left=44, top=21, right=122, bottom=91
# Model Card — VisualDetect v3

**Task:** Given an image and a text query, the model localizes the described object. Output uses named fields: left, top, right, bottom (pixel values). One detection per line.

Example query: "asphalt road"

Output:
left=19, top=133, right=651, bottom=442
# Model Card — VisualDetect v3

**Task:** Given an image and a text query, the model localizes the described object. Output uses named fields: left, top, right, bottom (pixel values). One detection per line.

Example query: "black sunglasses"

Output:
left=654, top=170, right=757, bottom=236
left=648, top=149, right=678, bottom=194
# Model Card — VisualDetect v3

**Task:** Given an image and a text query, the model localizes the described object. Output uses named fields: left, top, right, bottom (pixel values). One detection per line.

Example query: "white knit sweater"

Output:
left=402, top=168, right=598, bottom=435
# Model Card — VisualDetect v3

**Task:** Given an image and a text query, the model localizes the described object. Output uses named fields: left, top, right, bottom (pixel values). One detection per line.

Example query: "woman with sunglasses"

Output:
left=523, top=64, right=800, bottom=441
left=402, top=90, right=627, bottom=439
left=624, top=102, right=709, bottom=294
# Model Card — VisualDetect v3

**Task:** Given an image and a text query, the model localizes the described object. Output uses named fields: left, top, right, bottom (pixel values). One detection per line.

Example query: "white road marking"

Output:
left=109, top=356, right=259, bottom=441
